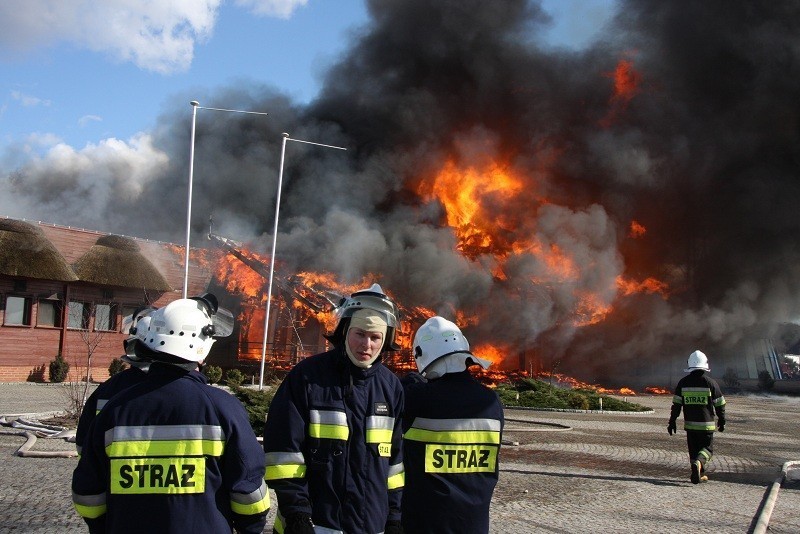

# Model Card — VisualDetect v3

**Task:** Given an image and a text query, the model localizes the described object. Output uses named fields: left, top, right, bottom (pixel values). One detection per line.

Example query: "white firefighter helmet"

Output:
left=413, top=316, right=491, bottom=379
left=141, top=294, right=233, bottom=363
left=684, top=349, right=710, bottom=372
left=329, top=283, right=401, bottom=350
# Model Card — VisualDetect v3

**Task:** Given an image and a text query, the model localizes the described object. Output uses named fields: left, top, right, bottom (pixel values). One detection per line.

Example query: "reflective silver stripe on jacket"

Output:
left=104, top=424, right=226, bottom=447
left=72, top=491, right=107, bottom=507
left=309, top=410, right=348, bottom=426
left=265, top=451, right=306, bottom=467
left=367, top=415, right=394, bottom=431
left=231, top=480, right=269, bottom=505
left=410, top=417, right=501, bottom=432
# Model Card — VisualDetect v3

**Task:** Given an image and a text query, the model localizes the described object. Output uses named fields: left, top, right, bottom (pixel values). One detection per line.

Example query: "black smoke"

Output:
left=8, top=0, right=800, bottom=385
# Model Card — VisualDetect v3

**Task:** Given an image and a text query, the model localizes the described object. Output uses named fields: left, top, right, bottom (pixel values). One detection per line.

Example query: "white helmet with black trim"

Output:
left=684, top=349, right=710, bottom=372
left=413, top=316, right=491, bottom=380
left=140, top=293, right=233, bottom=363
left=327, top=283, right=401, bottom=350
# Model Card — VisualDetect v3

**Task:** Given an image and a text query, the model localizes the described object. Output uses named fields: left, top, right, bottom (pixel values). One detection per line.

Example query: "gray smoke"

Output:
left=6, top=0, right=800, bottom=385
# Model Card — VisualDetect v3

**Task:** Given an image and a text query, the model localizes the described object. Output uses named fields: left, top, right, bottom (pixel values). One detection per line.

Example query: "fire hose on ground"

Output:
left=0, top=415, right=77, bottom=458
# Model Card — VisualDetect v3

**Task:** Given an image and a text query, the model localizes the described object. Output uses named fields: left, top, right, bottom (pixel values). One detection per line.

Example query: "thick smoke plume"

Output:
left=6, top=0, right=800, bottom=385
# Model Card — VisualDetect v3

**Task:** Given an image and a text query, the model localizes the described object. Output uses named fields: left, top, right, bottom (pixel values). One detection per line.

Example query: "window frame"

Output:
left=36, top=298, right=64, bottom=328
left=3, top=294, right=33, bottom=326
left=93, top=302, right=119, bottom=332
left=67, top=300, right=91, bottom=330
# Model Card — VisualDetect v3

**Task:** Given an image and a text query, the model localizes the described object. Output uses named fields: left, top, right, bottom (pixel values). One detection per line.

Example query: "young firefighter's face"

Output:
left=346, top=327, right=385, bottom=364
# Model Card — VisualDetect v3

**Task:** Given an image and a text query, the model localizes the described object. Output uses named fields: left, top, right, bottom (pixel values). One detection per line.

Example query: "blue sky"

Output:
left=0, top=0, right=616, bottom=169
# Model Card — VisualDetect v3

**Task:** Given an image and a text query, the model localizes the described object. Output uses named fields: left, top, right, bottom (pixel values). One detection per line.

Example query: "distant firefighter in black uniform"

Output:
left=401, top=316, right=504, bottom=534
left=667, top=350, right=727, bottom=484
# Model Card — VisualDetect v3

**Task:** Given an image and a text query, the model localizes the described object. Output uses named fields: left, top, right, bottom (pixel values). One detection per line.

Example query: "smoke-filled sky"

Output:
left=3, top=0, right=800, bottom=384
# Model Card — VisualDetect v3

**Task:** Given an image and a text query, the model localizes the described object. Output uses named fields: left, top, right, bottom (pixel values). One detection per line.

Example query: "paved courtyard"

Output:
left=1, top=382, right=798, bottom=533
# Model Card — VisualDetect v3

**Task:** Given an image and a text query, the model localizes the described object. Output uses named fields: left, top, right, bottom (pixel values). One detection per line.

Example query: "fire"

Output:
left=629, top=220, right=646, bottom=238
left=471, top=343, right=505, bottom=365
left=607, top=58, right=641, bottom=103
left=616, top=275, right=669, bottom=298
left=600, top=55, right=642, bottom=127
left=216, top=251, right=270, bottom=300
left=644, top=386, right=671, bottom=395
left=417, top=158, right=524, bottom=258
left=572, top=291, right=613, bottom=326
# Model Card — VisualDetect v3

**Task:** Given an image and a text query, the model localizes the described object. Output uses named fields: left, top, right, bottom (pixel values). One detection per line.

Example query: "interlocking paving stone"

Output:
left=1, top=383, right=799, bottom=532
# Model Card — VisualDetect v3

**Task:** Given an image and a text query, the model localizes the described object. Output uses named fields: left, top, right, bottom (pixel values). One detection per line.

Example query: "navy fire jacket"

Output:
left=263, top=348, right=404, bottom=534
left=670, top=370, right=726, bottom=431
left=401, top=370, right=504, bottom=534
left=74, top=366, right=149, bottom=455
left=71, top=362, right=269, bottom=534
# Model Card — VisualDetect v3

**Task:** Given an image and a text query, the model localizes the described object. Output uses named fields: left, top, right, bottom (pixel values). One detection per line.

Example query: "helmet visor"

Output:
left=336, top=292, right=399, bottom=328
left=212, top=306, right=235, bottom=338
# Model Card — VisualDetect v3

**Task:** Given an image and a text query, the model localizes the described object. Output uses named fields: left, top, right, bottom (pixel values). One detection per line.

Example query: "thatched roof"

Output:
left=0, top=219, right=78, bottom=281
left=72, top=234, right=172, bottom=291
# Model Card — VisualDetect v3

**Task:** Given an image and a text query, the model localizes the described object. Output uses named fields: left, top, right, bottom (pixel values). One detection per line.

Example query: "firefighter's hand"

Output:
left=667, top=421, right=677, bottom=435
left=284, top=513, right=314, bottom=534
left=384, top=520, right=404, bottom=534
left=718, top=421, right=725, bottom=432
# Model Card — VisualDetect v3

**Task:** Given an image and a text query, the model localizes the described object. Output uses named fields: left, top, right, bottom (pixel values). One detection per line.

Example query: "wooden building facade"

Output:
left=0, top=218, right=217, bottom=382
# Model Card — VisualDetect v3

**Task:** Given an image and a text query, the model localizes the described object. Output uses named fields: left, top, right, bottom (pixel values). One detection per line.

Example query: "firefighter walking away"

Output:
left=667, top=349, right=727, bottom=484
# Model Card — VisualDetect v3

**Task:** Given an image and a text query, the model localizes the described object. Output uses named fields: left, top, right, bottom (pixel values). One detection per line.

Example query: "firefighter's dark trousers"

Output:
left=686, top=430, right=714, bottom=470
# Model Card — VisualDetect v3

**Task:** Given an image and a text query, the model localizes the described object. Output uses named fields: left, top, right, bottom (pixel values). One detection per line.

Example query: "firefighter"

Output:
left=401, top=316, right=503, bottom=534
left=263, top=283, right=405, bottom=534
left=667, top=349, right=727, bottom=484
left=74, top=306, right=155, bottom=455
left=71, top=294, right=269, bottom=533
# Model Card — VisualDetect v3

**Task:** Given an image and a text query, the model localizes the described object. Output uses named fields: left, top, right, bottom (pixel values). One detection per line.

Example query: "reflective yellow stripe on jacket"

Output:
left=72, top=491, right=107, bottom=519
left=404, top=417, right=502, bottom=444
left=105, top=424, right=226, bottom=457
left=309, top=410, right=349, bottom=440
left=230, top=480, right=270, bottom=515
left=264, top=451, right=307, bottom=481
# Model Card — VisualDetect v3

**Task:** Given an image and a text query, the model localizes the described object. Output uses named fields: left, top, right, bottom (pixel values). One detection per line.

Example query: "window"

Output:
left=94, top=303, right=118, bottom=331
left=67, top=301, right=91, bottom=330
left=37, top=299, right=63, bottom=327
left=4, top=295, right=32, bottom=326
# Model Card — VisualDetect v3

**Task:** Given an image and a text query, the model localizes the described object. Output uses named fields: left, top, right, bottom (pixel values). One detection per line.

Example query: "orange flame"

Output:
left=417, top=158, right=523, bottom=258
left=629, top=220, right=646, bottom=238
left=616, top=275, right=669, bottom=298
left=600, top=55, right=642, bottom=127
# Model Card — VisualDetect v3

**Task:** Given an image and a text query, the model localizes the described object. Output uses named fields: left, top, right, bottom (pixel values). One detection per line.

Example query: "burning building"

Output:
left=5, top=1, right=800, bottom=388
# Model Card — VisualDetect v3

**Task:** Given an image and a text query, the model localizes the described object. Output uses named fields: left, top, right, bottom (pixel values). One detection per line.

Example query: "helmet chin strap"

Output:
left=345, top=340, right=382, bottom=368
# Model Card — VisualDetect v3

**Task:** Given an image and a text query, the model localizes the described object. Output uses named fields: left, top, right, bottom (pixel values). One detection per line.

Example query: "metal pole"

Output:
left=183, top=100, right=199, bottom=299
left=259, top=133, right=289, bottom=390
left=182, top=102, right=268, bottom=299
left=257, top=134, right=346, bottom=390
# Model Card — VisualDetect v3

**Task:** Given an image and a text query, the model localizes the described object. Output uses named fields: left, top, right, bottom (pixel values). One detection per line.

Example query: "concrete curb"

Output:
left=504, top=405, right=655, bottom=415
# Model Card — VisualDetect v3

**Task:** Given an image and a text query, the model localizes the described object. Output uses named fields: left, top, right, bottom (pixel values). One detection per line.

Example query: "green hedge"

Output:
left=496, top=379, right=649, bottom=412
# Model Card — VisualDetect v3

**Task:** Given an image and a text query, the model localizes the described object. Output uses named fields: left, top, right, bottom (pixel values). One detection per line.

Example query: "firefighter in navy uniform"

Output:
left=71, top=294, right=270, bottom=533
left=263, top=284, right=405, bottom=534
left=74, top=307, right=155, bottom=456
left=667, top=349, right=727, bottom=484
left=401, top=316, right=503, bottom=534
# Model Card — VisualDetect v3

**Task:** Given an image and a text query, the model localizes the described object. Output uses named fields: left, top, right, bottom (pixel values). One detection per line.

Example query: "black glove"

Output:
left=667, top=420, right=677, bottom=436
left=718, top=420, right=725, bottom=432
left=385, top=520, right=404, bottom=534
left=284, top=513, right=314, bottom=534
